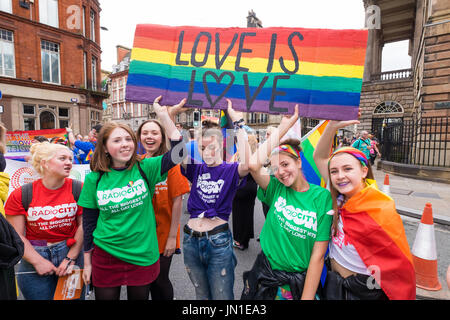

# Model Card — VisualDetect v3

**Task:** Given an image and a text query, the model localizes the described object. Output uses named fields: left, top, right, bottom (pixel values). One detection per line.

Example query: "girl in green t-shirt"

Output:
left=78, top=96, right=187, bottom=300
left=243, top=105, right=333, bottom=300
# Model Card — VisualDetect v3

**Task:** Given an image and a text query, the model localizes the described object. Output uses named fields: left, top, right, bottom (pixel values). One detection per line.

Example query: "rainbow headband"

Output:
left=271, top=144, right=301, bottom=159
left=329, top=146, right=369, bottom=167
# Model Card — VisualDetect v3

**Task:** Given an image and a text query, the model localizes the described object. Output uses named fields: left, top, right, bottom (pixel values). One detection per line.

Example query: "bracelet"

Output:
left=233, top=118, right=245, bottom=126
left=64, top=256, right=75, bottom=263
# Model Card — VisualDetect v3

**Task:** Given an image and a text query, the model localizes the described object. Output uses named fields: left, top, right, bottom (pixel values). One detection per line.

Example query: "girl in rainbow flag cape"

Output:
left=313, top=119, right=416, bottom=300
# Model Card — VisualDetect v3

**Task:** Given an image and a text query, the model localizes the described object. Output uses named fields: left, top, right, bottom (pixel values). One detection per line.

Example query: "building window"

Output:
left=40, top=110, right=56, bottom=129
left=82, top=6, right=86, bottom=36
left=0, top=28, right=15, bottom=77
left=39, top=0, right=59, bottom=28
left=58, top=107, right=69, bottom=128
left=373, top=101, right=404, bottom=115
left=24, top=118, right=35, bottom=130
left=90, top=10, right=96, bottom=42
left=0, top=0, right=12, bottom=13
left=41, top=40, right=60, bottom=84
left=90, top=110, right=100, bottom=127
left=91, top=56, right=97, bottom=90
left=83, top=52, right=87, bottom=88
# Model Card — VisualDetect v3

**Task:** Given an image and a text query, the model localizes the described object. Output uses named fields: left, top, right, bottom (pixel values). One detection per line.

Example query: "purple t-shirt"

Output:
left=181, top=162, right=246, bottom=221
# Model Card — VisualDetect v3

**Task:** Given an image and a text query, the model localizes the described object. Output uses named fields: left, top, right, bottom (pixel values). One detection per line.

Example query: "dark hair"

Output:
left=33, top=135, right=48, bottom=143
left=92, top=124, right=103, bottom=133
left=277, top=138, right=303, bottom=160
left=136, top=119, right=168, bottom=157
left=90, top=122, right=139, bottom=172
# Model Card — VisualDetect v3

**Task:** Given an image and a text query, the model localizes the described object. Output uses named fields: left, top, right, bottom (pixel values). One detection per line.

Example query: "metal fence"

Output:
left=381, top=116, right=450, bottom=168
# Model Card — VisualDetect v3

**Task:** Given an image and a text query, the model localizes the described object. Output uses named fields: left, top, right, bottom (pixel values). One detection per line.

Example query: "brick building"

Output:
left=103, top=45, right=152, bottom=131
left=0, top=0, right=105, bottom=134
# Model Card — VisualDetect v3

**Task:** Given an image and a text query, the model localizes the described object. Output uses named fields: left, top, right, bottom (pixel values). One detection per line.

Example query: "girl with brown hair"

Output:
left=137, top=119, right=190, bottom=300
left=78, top=96, right=187, bottom=300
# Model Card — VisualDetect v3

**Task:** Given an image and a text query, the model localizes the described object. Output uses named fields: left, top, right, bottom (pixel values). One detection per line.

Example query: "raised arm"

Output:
left=153, top=95, right=186, bottom=141
left=249, top=105, right=299, bottom=190
left=226, top=99, right=250, bottom=177
left=313, top=119, right=360, bottom=182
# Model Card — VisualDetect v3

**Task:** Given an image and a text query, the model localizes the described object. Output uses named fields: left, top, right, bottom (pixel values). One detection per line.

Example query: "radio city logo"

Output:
left=27, top=203, right=78, bottom=222
left=97, top=179, right=147, bottom=205
left=274, top=196, right=317, bottom=232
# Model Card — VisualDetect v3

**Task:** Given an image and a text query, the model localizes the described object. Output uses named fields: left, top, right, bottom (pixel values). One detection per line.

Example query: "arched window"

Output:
left=40, top=110, right=56, bottom=129
left=373, top=101, right=404, bottom=115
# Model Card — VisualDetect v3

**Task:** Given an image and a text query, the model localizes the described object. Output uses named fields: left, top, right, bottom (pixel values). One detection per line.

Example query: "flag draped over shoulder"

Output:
left=300, top=120, right=328, bottom=188
left=340, top=183, right=416, bottom=300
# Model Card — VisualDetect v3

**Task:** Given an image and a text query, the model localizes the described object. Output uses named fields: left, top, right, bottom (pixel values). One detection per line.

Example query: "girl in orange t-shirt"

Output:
left=137, top=119, right=190, bottom=300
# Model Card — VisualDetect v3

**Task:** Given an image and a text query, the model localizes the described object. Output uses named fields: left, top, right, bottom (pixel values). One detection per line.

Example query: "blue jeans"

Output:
left=183, top=225, right=237, bottom=300
left=17, top=241, right=84, bottom=300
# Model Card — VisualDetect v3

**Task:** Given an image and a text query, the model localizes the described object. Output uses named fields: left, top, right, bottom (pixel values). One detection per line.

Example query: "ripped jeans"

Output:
left=183, top=224, right=237, bottom=300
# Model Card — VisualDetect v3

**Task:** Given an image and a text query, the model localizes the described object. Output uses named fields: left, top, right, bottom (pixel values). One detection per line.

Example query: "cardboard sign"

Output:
left=126, top=24, right=368, bottom=120
left=53, top=268, right=83, bottom=300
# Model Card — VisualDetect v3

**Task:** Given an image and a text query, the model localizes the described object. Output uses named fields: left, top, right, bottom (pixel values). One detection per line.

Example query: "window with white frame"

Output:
left=90, top=10, right=96, bottom=42
left=39, top=0, right=59, bottom=28
left=91, top=56, right=97, bottom=90
left=0, top=28, right=15, bottom=77
left=41, top=40, right=60, bottom=84
left=0, top=0, right=12, bottom=13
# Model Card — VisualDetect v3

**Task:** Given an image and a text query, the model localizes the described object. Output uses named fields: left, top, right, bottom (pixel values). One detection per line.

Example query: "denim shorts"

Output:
left=17, top=240, right=84, bottom=300
left=183, top=224, right=237, bottom=300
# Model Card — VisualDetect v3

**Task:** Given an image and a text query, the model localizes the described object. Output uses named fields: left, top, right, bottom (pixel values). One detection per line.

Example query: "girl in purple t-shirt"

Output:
left=180, top=99, right=250, bottom=300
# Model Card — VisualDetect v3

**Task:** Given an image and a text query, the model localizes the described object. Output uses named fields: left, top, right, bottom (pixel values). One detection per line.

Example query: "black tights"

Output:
left=150, top=254, right=173, bottom=300
left=94, top=285, right=150, bottom=300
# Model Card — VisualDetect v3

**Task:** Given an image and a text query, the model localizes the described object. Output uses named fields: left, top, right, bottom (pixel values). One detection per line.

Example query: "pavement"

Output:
left=372, top=161, right=450, bottom=224
left=372, top=162, right=450, bottom=300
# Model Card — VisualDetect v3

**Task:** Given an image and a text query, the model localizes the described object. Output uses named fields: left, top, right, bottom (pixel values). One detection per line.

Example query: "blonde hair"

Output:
left=29, top=142, right=72, bottom=175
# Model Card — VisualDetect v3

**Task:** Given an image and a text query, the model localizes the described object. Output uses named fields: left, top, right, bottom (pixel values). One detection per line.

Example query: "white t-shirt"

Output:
left=329, top=215, right=370, bottom=275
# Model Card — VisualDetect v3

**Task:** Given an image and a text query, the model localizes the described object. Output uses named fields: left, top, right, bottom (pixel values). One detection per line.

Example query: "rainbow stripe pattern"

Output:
left=126, top=24, right=368, bottom=120
left=300, top=120, right=329, bottom=188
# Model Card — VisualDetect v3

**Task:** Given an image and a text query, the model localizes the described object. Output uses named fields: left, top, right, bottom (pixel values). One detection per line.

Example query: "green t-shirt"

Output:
left=257, top=177, right=334, bottom=273
left=78, top=156, right=167, bottom=266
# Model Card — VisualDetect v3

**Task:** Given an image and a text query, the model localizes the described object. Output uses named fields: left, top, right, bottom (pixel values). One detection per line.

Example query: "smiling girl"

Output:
left=313, top=120, right=415, bottom=300
left=242, top=106, right=333, bottom=300
left=137, top=119, right=190, bottom=300
left=78, top=96, right=187, bottom=300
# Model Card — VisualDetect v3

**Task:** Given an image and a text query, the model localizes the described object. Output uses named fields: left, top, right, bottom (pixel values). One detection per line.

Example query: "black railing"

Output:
left=381, top=116, right=450, bottom=167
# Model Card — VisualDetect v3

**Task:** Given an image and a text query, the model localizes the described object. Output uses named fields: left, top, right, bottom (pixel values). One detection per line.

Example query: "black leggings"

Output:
left=94, top=285, right=150, bottom=300
left=150, top=254, right=174, bottom=300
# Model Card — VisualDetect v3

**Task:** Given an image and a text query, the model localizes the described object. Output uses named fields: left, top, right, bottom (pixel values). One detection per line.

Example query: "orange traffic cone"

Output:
left=381, top=174, right=390, bottom=196
left=411, top=203, right=442, bottom=291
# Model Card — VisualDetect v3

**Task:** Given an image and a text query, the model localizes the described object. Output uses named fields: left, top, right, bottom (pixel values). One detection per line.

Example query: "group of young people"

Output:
left=1, top=96, right=416, bottom=300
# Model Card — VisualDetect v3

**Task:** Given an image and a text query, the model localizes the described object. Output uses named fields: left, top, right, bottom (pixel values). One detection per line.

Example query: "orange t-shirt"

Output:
left=152, top=164, right=190, bottom=253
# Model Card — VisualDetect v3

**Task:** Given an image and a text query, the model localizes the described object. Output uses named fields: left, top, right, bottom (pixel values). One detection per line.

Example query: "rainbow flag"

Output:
left=341, top=182, right=416, bottom=300
left=300, top=120, right=329, bottom=188
left=85, top=149, right=93, bottom=162
left=126, top=24, right=367, bottom=121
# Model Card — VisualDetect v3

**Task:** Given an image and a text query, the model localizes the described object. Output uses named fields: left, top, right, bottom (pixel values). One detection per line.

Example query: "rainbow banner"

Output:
left=6, top=129, right=68, bottom=161
left=300, top=120, right=329, bottom=188
left=126, top=24, right=368, bottom=120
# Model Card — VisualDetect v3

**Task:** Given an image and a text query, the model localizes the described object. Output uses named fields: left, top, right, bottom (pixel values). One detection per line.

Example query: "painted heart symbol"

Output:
left=202, top=71, right=235, bottom=108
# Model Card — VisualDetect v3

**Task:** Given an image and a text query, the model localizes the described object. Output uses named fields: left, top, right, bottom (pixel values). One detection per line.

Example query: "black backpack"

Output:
left=21, top=179, right=83, bottom=212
